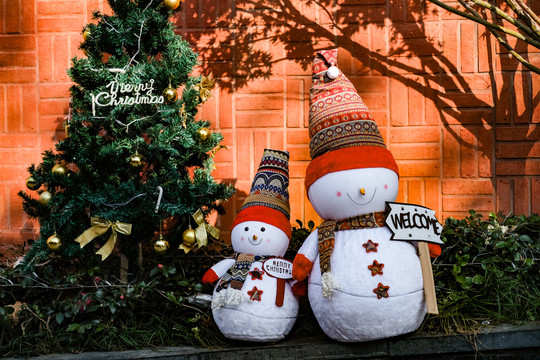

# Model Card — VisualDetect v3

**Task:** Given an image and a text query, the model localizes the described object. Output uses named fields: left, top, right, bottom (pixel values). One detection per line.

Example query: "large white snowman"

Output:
left=292, top=49, right=427, bottom=342
left=203, top=149, right=299, bottom=342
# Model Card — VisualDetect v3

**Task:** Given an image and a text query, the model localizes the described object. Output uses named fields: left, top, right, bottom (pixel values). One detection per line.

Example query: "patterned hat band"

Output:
left=309, top=98, right=373, bottom=138
left=240, top=193, right=290, bottom=220
left=310, top=120, right=387, bottom=159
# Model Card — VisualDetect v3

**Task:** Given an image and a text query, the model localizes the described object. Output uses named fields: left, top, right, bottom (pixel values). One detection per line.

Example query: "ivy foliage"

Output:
left=422, top=211, right=540, bottom=333
left=0, top=246, right=228, bottom=357
left=2, top=214, right=539, bottom=356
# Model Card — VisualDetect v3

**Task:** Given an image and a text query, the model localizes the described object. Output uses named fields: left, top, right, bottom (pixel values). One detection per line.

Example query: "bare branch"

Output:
left=427, top=0, right=540, bottom=74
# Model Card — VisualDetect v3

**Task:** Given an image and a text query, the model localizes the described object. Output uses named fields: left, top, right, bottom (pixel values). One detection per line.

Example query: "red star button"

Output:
left=367, top=260, right=384, bottom=276
left=247, top=286, right=263, bottom=301
left=373, top=283, right=389, bottom=299
left=249, top=267, right=265, bottom=280
left=363, top=239, right=379, bottom=253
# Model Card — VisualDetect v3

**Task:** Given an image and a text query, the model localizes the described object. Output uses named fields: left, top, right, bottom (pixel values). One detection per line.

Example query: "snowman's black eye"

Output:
left=261, top=227, right=265, bottom=232
left=244, top=227, right=249, bottom=231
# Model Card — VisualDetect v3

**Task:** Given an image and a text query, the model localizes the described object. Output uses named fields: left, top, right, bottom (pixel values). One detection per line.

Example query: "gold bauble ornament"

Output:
left=198, top=127, right=211, bottom=141
left=153, top=235, right=170, bottom=254
left=163, top=0, right=181, bottom=10
left=47, top=234, right=62, bottom=251
left=162, top=86, right=178, bottom=104
left=39, top=191, right=52, bottom=205
left=52, top=164, right=68, bottom=176
left=26, top=176, right=41, bottom=190
left=182, top=227, right=196, bottom=246
left=83, top=29, right=91, bottom=41
left=129, top=151, right=146, bottom=168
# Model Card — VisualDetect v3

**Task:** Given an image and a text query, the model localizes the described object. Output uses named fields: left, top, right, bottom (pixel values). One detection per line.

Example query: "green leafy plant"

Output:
left=422, top=211, right=540, bottom=333
left=0, top=249, right=226, bottom=357
left=286, top=219, right=315, bottom=260
left=0, top=219, right=317, bottom=357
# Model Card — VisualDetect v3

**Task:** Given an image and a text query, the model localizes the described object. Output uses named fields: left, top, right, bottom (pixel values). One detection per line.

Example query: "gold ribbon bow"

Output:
left=75, top=217, right=132, bottom=261
left=193, top=209, right=220, bottom=249
left=193, top=73, right=215, bottom=103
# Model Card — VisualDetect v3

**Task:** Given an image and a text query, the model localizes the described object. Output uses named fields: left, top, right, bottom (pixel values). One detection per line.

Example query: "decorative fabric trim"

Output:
left=305, top=146, right=399, bottom=191
left=309, top=100, right=373, bottom=138
left=231, top=206, right=292, bottom=239
left=241, top=193, right=290, bottom=220
left=216, top=253, right=271, bottom=293
left=317, top=212, right=387, bottom=279
left=309, top=120, right=387, bottom=159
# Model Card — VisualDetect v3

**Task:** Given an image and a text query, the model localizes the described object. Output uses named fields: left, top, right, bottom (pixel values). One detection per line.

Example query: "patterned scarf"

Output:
left=318, top=211, right=387, bottom=276
left=216, top=253, right=271, bottom=292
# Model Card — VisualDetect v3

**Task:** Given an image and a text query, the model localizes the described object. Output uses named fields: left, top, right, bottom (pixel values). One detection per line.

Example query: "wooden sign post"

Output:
left=418, top=242, right=439, bottom=314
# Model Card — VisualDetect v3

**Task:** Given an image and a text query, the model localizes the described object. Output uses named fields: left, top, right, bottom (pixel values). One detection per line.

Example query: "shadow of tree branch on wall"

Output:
left=180, top=4, right=489, bottom=144
left=176, top=0, right=538, bottom=213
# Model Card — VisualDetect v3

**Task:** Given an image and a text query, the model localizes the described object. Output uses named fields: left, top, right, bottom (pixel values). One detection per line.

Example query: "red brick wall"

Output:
left=1, top=1, right=539, bottom=257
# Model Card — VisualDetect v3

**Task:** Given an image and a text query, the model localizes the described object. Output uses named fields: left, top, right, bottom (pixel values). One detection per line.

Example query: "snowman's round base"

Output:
left=213, top=307, right=297, bottom=342
left=308, top=283, right=426, bottom=342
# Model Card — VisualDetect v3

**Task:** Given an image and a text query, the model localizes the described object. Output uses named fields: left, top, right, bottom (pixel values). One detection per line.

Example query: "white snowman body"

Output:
left=298, top=167, right=426, bottom=342
left=210, top=220, right=299, bottom=342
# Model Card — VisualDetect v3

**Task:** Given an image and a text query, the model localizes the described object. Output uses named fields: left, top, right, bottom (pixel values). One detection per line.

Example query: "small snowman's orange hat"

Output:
left=232, top=149, right=291, bottom=239
left=305, top=49, right=399, bottom=191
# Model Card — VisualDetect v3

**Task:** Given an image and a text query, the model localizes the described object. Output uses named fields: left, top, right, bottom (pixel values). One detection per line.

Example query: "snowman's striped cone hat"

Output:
left=305, top=49, right=399, bottom=192
left=232, top=149, right=291, bottom=239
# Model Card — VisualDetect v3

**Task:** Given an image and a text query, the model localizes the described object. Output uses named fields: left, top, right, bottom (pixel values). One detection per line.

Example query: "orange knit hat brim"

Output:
left=305, top=146, right=399, bottom=192
left=231, top=205, right=292, bottom=239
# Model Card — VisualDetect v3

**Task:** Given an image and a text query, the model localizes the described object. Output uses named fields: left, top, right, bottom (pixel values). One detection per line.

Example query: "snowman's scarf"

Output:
left=216, top=253, right=271, bottom=293
left=318, top=211, right=387, bottom=297
left=213, top=253, right=271, bottom=310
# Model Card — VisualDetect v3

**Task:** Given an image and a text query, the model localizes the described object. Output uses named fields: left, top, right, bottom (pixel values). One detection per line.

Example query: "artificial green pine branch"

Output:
left=18, top=0, right=234, bottom=271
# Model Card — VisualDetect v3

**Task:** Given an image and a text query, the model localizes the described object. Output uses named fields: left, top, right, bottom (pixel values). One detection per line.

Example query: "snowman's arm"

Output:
left=202, top=258, right=235, bottom=284
left=289, top=278, right=307, bottom=297
left=292, top=229, right=319, bottom=281
left=427, top=243, right=442, bottom=257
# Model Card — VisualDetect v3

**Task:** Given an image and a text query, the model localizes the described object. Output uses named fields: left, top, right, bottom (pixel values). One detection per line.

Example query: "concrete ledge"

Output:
left=7, top=324, right=540, bottom=360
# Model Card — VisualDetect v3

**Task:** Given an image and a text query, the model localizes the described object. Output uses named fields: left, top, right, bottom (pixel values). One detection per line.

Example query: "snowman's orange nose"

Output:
left=253, top=235, right=258, bottom=240
left=360, top=188, right=366, bottom=195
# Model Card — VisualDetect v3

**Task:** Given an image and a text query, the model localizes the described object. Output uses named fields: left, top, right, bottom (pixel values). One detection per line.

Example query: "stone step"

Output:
left=5, top=324, right=540, bottom=360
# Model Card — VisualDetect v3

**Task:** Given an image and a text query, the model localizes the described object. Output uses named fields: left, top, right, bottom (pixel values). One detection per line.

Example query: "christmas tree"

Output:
left=18, top=0, right=233, bottom=273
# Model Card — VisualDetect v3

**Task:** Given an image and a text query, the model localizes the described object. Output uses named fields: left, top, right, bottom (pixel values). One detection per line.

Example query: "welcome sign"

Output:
left=386, top=202, right=443, bottom=244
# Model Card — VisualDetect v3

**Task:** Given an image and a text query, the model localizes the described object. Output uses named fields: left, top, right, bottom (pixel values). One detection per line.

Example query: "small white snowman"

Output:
left=292, top=49, right=427, bottom=342
left=203, top=149, right=299, bottom=342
